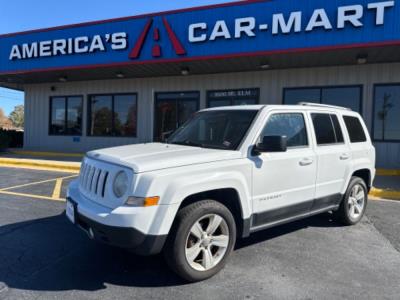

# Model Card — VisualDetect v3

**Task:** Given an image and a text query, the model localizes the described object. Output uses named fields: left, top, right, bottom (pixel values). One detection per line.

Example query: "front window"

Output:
left=49, top=96, right=83, bottom=136
left=260, top=113, right=308, bottom=148
left=167, top=110, right=258, bottom=150
left=88, top=94, right=137, bottom=137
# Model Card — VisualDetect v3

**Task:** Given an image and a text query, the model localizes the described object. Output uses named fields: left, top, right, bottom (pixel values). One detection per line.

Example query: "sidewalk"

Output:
left=370, top=173, right=400, bottom=201
left=0, top=149, right=82, bottom=173
left=2, top=149, right=83, bottom=162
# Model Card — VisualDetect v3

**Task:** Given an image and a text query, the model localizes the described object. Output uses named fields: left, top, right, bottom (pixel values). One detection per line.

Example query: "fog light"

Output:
left=125, top=196, right=160, bottom=207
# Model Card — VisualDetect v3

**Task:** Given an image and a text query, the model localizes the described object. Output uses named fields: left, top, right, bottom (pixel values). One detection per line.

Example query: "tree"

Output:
left=9, top=105, right=24, bottom=129
left=0, top=108, right=13, bottom=129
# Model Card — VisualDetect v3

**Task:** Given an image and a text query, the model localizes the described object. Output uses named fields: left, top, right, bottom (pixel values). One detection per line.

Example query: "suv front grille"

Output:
left=79, top=161, right=109, bottom=198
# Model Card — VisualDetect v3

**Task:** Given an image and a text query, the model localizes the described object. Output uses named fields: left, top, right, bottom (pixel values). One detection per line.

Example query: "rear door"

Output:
left=310, top=112, right=351, bottom=209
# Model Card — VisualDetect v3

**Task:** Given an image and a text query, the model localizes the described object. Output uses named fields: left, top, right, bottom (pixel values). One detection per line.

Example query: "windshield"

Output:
left=167, top=110, right=258, bottom=150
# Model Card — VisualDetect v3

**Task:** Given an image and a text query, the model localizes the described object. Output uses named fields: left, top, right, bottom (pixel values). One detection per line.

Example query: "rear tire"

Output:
left=164, top=200, right=236, bottom=282
left=334, top=176, right=368, bottom=225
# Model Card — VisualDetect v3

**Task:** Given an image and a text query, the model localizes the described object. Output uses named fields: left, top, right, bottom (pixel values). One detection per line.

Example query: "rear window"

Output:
left=311, top=113, right=344, bottom=145
left=343, top=116, right=367, bottom=143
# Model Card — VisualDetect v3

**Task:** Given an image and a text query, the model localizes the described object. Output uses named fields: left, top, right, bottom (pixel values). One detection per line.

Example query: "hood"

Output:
left=87, top=143, right=242, bottom=173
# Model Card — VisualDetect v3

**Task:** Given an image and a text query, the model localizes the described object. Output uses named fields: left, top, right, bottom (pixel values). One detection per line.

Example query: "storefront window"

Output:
left=284, top=89, right=320, bottom=104
left=283, top=86, right=362, bottom=112
left=207, top=88, right=259, bottom=108
left=49, top=96, right=83, bottom=136
left=154, top=92, right=199, bottom=142
left=88, top=94, right=137, bottom=137
left=373, top=85, right=400, bottom=141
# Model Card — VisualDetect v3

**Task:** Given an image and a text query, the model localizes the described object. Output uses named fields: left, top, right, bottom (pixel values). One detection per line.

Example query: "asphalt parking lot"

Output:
left=0, top=167, right=399, bottom=300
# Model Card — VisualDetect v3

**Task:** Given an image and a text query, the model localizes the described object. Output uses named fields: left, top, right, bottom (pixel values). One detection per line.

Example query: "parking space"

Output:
left=0, top=167, right=77, bottom=201
left=0, top=166, right=399, bottom=300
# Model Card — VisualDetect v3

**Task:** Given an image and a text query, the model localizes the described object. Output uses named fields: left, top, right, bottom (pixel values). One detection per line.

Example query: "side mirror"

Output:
left=253, top=135, right=287, bottom=155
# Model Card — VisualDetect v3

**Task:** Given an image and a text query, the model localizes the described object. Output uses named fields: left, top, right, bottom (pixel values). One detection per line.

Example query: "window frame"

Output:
left=372, top=83, right=400, bottom=143
left=259, top=112, right=310, bottom=150
left=310, top=113, right=346, bottom=147
left=207, top=88, right=260, bottom=108
left=49, top=95, right=83, bottom=136
left=283, top=85, right=363, bottom=113
left=87, top=93, right=138, bottom=138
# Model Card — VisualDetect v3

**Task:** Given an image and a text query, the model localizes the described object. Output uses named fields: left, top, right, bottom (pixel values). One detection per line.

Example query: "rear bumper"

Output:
left=72, top=207, right=167, bottom=255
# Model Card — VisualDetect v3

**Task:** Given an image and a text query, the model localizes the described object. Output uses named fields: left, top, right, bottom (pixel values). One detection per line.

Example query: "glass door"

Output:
left=154, top=92, right=199, bottom=142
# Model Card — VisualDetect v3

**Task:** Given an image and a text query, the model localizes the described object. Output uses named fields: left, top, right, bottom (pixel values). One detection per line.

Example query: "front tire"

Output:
left=164, top=200, right=236, bottom=282
left=335, top=177, right=368, bottom=225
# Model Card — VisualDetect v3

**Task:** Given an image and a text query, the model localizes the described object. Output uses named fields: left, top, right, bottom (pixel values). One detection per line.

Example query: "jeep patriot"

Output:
left=67, top=103, right=375, bottom=281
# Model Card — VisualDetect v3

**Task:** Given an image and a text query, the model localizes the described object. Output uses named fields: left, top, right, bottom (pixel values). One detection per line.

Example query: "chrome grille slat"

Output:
left=88, top=167, right=96, bottom=192
left=83, top=165, right=91, bottom=189
left=102, top=172, right=109, bottom=198
left=97, top=170, right=106, bottom=197
left=79, top=159, right=116, bottom=200
left=79, top=162, right=86, bottom=185
left=84, top=166, right=92, bottom=190
left=91, top=169, right=100, bottom=194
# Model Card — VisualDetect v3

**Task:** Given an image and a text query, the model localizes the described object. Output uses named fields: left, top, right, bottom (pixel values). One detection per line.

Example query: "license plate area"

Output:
left=66, top=198, right=77, bottom=224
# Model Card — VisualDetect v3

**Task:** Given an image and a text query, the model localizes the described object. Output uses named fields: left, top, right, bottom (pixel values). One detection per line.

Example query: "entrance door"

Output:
left=154, top=92, right=200, bottom=142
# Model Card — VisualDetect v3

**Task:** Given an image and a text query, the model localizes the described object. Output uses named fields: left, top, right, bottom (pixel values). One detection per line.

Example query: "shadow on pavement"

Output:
left=0, top=211, right=341, bottom=292
left=237, top=212, right=342, bottom=250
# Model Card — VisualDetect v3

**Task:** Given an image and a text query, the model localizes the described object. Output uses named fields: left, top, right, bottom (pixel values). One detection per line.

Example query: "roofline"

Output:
left=1, top=40, right=399, bottom=76
left=0, top=0, right=268, bottom=38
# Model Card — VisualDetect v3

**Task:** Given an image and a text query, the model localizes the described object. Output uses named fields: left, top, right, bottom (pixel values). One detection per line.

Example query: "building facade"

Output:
left=1, top=0, right=400, bottom=168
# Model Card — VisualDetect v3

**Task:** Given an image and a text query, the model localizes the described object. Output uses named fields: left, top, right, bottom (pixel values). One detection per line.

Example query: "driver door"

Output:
left=251, top=111, right=317, bottom=228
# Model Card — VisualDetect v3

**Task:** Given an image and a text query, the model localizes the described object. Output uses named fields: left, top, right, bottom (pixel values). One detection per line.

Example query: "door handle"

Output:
left=340, top=153, right=350, bottom=160
left=299, top=158, right=313, bottom=166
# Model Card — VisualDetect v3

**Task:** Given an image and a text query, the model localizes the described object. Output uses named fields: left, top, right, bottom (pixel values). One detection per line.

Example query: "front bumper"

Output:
left=66, top=180, right=175, bottom=255
left=71, top=202, right=167, bottom=255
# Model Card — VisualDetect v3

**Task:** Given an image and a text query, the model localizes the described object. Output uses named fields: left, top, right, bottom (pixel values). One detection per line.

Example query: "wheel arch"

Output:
left=178, top=188, right=250, bottom=238
left=352, top=168, right=372, bottom=191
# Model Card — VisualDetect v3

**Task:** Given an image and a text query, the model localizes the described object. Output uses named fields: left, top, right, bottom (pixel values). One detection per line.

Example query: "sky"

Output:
left=0, top=0, right=233, bottom=116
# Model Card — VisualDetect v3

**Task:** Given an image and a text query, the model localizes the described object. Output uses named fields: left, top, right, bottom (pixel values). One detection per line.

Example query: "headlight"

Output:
left=113, top=171, right=128, bottom=198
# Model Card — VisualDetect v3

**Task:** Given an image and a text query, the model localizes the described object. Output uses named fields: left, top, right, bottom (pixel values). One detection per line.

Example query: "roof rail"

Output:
left=298, top=102, right=352, bottom=111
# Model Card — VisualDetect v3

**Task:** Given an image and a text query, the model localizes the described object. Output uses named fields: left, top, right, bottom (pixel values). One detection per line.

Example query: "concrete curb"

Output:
left=369, top=187, right=400, bottom=201
left=0, top=157, right=81, bottom=173
left=376, top=169, right=400, bottom=176
left=7, top=149, right=84, bottom=158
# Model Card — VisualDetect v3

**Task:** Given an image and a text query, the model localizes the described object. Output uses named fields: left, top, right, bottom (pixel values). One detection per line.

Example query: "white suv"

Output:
left=66, top=103, right=375, bottom=282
